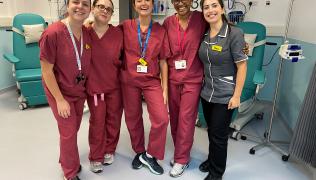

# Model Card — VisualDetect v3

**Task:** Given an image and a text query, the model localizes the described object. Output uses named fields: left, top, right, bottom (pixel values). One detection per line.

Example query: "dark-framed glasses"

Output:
left=96, top=4, right=113, bottom=14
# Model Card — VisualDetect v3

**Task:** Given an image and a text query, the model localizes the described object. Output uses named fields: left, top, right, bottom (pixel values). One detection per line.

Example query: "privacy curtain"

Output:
left=289, top=64, right=316, bottom=167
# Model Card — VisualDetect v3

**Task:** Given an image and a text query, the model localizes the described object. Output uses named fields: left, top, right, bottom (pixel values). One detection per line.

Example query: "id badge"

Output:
left=211, top=45, right=222, bottom=52
left=137, top=65, right=148, bottom=73
left=175, top=60, right=187, bottom=70
left=138, top=58, right=148, bottom=66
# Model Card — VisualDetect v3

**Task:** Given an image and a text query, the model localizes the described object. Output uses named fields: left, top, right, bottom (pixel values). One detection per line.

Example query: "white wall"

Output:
left=0, top=29, right=15, bottom=90
left=0, top=0, right=120, bottom=26
left=1, top=0, right=290, bottom=32
left=287, top=0, right=316, bottom=44
left=152, top=0, right=290, bottom=36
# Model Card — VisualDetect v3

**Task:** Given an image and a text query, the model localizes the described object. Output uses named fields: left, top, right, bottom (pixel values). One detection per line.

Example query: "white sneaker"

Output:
left=103, top=153, right=114, bottom=165
left=90, top=161, right=103, bottom=173
left=170, top=159, right=175, bottom=166
left=169, top=163, right=189, bottom=177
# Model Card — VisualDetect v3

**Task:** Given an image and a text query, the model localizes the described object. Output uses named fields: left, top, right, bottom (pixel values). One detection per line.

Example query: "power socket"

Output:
left=248, top=1, right=258, bottom=7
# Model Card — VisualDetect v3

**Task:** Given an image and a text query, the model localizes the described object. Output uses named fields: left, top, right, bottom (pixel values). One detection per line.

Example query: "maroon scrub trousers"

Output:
left=120, top=19, right=171, bottom=160
left=86, top=25, right=123, bottom=162
left=163, top=11, right=207, bottom=164
left=39, top=21, right=91, bottom=179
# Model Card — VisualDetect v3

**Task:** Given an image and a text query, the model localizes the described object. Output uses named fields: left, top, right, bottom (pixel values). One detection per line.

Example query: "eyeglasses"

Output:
left=95, top=4, right=113, bottom=14
left=172, top=0, right=190, bottom=5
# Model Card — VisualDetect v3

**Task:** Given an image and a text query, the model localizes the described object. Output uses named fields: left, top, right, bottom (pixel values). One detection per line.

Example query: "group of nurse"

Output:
left=39, top=0, right=247, bottom=180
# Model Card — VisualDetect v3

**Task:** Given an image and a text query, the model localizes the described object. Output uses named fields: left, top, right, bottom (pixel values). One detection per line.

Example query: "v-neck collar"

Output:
left=134, top=19, right=152, bottom=34
left=92, top=24, right=112, bottom=40
left=174, top=11, right=193, bottom=32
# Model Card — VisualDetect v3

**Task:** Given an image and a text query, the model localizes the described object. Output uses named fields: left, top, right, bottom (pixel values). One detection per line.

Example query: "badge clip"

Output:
left=138, top=58, right=148, bottom=66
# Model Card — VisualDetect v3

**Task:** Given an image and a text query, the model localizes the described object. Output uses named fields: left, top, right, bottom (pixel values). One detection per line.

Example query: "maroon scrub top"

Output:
left=86, top=25, right=123, bottom=95
left=163, top=11, right=206, bottom=84
left=39, top=21, right=92, bottom=102
left=120, top=19, right=171, bottom=87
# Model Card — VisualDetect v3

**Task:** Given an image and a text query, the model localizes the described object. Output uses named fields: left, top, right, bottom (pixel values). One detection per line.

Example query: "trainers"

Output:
left=90, top=161, right=103, bottom=173
left=204, top=173, right=222, bottom=180
left=103, top=153, right=114, bottom=165
left=169, top=162, right=189, bottom=177
left=62, top=166, right=81, bottom=180
left=63, top=176, right=80, bottom=180
left=170, top=159, right=175, bottom=167
left=199, top=159, right=209, bottom=173
left=139, top=153, right=164, bottom=175
left=132, top=153, right=143, bottom=169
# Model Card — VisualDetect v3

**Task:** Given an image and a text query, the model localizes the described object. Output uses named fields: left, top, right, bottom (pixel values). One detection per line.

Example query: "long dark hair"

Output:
left=200, top=0, right=230, bottom=24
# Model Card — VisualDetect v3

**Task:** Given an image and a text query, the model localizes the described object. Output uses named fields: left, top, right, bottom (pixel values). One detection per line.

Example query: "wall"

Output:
left=0, top=29, right=15, bottom=90
left=153, top=0, right=290, bottom=36
left=257, top=36, right=284, bottom=101
left=277, top=39, right=316, bottom=130
left=0, top=0, right=120, bottom=26
left=275, top=0, right=316, bottom=130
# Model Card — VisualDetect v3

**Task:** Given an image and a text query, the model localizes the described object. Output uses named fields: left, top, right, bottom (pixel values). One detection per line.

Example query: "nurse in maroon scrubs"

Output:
left=162, top=0, right=207, bottom=177
left=39, top=0, right=91, bottom=179
left=86, top=0, right=123, bottom=174
left=120, top=0, right=170, bottom=175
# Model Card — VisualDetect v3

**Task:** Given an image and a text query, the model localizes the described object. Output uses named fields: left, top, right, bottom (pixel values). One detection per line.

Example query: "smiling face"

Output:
left=133, top=0, right=154, bottom=17
left=66, top=0, right=91, bottom=22
left=172, top=0, right=192, bottom=17
left=202, top=0, right=225, bottom=25
left=92, top=0, right=113, bottom=25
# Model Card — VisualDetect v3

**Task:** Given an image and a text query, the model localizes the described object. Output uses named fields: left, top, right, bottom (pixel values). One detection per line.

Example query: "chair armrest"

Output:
left=253, top=70, right=265, bottom=85
left=3, top=53, right=20, bottom=64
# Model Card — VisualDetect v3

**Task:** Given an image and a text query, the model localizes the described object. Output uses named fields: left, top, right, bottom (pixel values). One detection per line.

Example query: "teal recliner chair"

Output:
left=3, top=13, right=48, bottom=110
left=197, top=22, right=267, bottom=140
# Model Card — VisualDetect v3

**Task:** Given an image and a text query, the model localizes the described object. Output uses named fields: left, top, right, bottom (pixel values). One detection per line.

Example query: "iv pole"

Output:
left=249, top=0, right=295, bottom=161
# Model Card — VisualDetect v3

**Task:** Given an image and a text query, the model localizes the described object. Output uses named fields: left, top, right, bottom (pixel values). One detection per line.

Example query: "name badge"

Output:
left=175, top=60, right=187, bottom=70
left=211, top=45, right=222, bottom=52
left=137, top=65, right=148, bottom=73
left=138, top=58, right=148, bottom=66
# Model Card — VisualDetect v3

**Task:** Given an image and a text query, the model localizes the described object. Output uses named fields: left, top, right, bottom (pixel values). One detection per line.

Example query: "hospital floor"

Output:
left=0, top=89, right=315, bottom=180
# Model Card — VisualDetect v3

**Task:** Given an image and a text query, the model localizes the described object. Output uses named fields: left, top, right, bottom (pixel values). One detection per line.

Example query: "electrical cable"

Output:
left=262, top=46, right=280, bottom=66
left=235, top=1, right=247, bottom=15
left=228, top=0, right=235, bottom=10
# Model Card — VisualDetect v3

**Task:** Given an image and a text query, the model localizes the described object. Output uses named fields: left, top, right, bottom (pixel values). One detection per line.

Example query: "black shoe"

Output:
left=204, top=173, right=222, bottom=180
left=72, top=176, right=81, bottom=180
left=199, top=160, right=209, bottom=173
left=139, top=153, right=164, bottom=175
left=132, top=152, right=144, bottom=169
left=77, top=165, right=82, bottom=173
left=64, top=176, right=81, bottom=180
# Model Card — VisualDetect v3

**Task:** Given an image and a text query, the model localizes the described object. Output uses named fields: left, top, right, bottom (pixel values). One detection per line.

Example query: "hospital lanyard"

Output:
left=176, top=14, right=191, bottom=59
left=66, top=21, right=83, bottom=71
left=137, top=19, right=152, bottom=59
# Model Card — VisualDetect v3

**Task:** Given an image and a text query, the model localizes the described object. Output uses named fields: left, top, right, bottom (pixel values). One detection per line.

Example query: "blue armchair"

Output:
left=2, top=13, right=48, bottom=110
